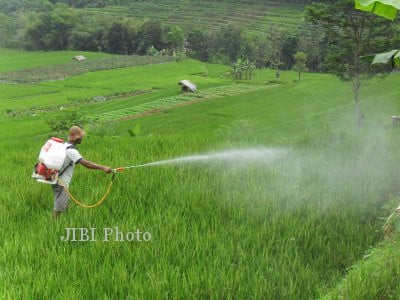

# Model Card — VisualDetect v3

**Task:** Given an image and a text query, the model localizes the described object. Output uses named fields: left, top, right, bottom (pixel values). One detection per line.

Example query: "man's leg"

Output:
left=51, top=184, right=69, bottom=219
left=52, top=210, right=61, bottom=219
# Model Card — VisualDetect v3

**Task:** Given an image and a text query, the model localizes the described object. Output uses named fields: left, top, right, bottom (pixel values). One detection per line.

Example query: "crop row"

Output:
left=93, top=84, right=271, bottom=122
left=4, top=88, right=158, bottom=117
left=0, top=55, right=174, bottom=84
left=83, top=1, right=304, bottom=34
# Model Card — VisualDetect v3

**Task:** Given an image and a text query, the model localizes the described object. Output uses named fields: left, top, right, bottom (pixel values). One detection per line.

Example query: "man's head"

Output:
left=68, top=126, right=86, bottom=144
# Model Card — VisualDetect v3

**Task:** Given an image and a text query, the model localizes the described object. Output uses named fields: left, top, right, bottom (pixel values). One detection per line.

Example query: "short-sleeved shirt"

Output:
left=58, top=142, right=83, bottom=187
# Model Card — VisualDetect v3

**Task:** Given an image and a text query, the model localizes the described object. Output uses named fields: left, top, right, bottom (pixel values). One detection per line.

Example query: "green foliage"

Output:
left=127, top=122, right=141, bottom=138
left=304, top=0, right=398, bottom=126
left=45, top=110, right=88, bottom=133
left=3, top=21, right=400, bottom=300
left=323, top=236, right=400, bottom=299
left=0, top=0, right=53, bottom=15
left=229, top=58, right=256, bottom=80
left=166, top=25, right=184, bottom=51
left=270, top=50, right=283, bottom=79
left=294, top=51, right=307, bottom=79
left=355, top=0, right=400, bottom=20
left=146, top=45, right=157, bottom=56
left=22, top=3, right=76, bottom=50
left=305, top=0, right=396, bottom=79
left=1, top=1, right=308, bottom=66
left=280, top=35, right=299, bottom=70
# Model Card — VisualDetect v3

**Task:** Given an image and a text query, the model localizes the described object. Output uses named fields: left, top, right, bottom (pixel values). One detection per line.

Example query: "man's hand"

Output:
left=79, top=158, right=112, bottom=173
left=103, top=166, right=112, bottom=173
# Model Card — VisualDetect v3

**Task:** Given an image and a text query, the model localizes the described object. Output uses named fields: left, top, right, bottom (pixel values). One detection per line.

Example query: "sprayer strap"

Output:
left=59, top=161, right=73, bottom=176
left=58, top=144, right=76, bottom=176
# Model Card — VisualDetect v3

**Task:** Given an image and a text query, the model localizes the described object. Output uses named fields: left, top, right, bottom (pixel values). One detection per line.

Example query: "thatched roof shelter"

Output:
left=178, top=80, right=197, bottom=92
left=73, top=55, right=86, bottom=62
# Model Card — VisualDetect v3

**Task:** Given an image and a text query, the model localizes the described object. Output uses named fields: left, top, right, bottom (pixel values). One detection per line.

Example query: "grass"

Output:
left=0, top=53, right=174, bottom=83
left=0, top=48, right=112, bottom=73
left=2, top=49, right=400, bottom=298
left=322, top=208, right=400, bottom=299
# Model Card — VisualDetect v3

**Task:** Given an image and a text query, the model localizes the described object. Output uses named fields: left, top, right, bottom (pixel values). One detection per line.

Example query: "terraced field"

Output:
left=83, top=1, right=305, bottom=34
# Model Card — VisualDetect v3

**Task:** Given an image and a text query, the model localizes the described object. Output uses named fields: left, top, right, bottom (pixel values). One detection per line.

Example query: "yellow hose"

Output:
left=57, top=174, right=115, bottom=208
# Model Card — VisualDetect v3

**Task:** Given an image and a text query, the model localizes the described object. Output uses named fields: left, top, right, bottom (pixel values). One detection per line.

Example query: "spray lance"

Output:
left=63, top=163, right=151, bottom=209
left=63, top=148, right=285, bottom=208
left=112, top=163, right=152, bottom=172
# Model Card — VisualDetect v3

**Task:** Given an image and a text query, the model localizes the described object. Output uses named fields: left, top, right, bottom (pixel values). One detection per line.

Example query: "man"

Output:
left=52, top=126, right=112, bottom=219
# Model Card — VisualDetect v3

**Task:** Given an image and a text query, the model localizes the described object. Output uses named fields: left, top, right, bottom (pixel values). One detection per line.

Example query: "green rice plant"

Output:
left=2, top=49, right=400, bottom=298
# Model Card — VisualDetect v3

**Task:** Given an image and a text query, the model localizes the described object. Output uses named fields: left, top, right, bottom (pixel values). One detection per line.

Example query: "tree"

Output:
left=136, top=19, right=166, bottom=55
left=280, top=35, right=298, bottom=70
left=294, top=51, right=307, bottom=79
left=270, top=50, right=283, bottom=79
left=242, top=58, right=256, bottom=80
left=22, top=3, right=76, bottom=50
left=50, top=3, right=75, bottom=50
left=355, top=0, right=400, bottom=69
left=305, top=0, right=395, bottom=127
left=166, top=25, right=184, bottom=52
left=218, top=23, right=243, bottom=63
left=104, top=22, right=134, bottom=54
left=229, top=58, right=244, bottom=80
left=249, top=34, right=270, bottom=68
left=0, top=12, right=19, bottom=48
left=186, top=29, right=208, bottom=61
left=23, top=12, right=52, bottom=50
left=105, top=22, right=127, bottom=54
left=297, top=24, right=328, bottom=72
left=229, top=58, right=255, bottom=80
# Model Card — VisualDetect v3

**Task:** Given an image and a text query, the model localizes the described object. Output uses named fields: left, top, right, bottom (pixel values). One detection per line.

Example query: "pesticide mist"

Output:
left=143, top=129, right=400, bottom=215
left=133, top=148, right=288, bottom=168
left=134, top=133, right=400, bottom=212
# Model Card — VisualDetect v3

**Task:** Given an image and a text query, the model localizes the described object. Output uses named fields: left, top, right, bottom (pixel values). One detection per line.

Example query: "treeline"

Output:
left=0, top=1, right=329, bottom=71
left=44, top=0, right=338, bottom=9
left=0, top=0, right=339, bottom=13
left=0, top=3, right=316, bottom=69
left=1, top=0, right=399, bottom=73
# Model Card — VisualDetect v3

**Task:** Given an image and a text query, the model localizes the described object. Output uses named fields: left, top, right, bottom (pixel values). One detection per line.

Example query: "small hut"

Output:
left=73, top=55, right=86, bottom=62
left=178, top=80, right=197, bottom=92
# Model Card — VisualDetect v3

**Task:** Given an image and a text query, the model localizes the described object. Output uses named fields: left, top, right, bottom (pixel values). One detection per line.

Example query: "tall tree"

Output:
left=280, top=35, right=298, bottom=70
left=294, top=51, right=307, bottom=79
left=297, top=24, right=328, bottom=72
left=305, top=0, right=395, bottom=127
left=50, top=3, right=75, bottom=50
left=218, top=23, right=243, bottom=63
left=104, top=22, right=129, bottom=54
left=186, top=29, right=208, bottom=61
left=166, top=25, right=184, bottom=52
left=136, top=19, right=166, bottom=55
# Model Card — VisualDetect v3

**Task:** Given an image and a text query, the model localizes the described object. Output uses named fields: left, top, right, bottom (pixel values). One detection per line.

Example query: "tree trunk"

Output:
left=353, top=76, right=363, bottom=127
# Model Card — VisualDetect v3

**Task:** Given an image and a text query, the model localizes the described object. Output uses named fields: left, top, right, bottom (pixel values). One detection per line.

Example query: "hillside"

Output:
left=82, top=0, right=305, bottom=35
left=2, top=49, right=400, bottom=298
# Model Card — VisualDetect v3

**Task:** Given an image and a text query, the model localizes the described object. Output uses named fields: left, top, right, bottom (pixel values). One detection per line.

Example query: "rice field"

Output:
left=82, top=0, right=305, bottom=35
left=2, top=48, right=400, bottom=298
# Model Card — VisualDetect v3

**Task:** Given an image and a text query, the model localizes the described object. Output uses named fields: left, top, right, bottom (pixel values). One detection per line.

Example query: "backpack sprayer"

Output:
left=32, top=137, right=71, bottom=184
left=32, top=137, right=147, bottom=208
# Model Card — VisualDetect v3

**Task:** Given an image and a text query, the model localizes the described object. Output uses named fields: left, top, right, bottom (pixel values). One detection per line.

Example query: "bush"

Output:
left=45, top=110, right=88, bottom=134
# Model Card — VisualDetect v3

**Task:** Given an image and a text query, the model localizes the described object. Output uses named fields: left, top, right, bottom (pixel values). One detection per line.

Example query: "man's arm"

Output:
left=79, top=158, right=112, bottom=173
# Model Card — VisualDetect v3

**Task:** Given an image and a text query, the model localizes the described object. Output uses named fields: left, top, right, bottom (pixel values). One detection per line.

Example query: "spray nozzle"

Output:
left=112, top=167, right=125, bottom=173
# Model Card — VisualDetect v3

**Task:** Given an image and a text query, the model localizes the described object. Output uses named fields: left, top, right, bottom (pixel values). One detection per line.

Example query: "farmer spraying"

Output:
left=34, top=126, right=112, bottom=219
left=32, top=127, right=287, bottom=215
